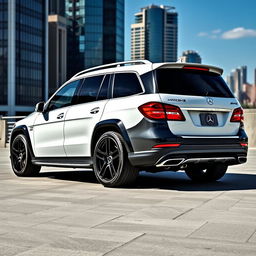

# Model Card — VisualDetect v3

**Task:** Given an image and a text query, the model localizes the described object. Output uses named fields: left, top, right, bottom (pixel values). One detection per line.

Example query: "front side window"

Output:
left=113, top=73, right=143, bottom=98
left=97, top=75, right=110, bottom=100
left=47, top=80, right=80, bottom=111
left=77, top=75, right=104, bottom=104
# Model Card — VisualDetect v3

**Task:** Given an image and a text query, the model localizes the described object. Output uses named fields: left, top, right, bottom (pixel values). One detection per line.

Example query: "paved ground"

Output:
left=0, top=148, right=256, bottom=256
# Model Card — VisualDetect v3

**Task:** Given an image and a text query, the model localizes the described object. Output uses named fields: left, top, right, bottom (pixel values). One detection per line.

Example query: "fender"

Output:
left=10, top=125, right=35, bottom=158
left=91, top=119, right=134, bottom=154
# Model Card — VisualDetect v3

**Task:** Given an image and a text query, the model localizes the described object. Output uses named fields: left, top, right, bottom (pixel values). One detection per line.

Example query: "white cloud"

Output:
left=212, top=29, right=222, bottom=34
left=221, top=27, right=256, bottom=39
left=197, top=32, right=208, bottom=37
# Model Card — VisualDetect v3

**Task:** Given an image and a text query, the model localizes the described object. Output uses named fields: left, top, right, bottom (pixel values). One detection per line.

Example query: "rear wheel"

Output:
left=185, top=164, right=227, bottom=182
left=10, top=134, right=41, bottom=177
left=93, top=131, right=138, bottom=187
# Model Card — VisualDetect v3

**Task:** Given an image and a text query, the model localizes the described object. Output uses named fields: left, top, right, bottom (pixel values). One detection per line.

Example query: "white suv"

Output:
left=10, top=60, right=248, bottom=187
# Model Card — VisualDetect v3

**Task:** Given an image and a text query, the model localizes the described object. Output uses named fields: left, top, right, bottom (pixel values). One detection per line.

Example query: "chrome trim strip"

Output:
left=181, top=136, right=239, bottom=139
left=181, top=108, right=231, bottom=112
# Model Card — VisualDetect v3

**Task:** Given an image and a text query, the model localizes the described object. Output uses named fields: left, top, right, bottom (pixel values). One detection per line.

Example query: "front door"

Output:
left=33, top=80, right=81, bottom=157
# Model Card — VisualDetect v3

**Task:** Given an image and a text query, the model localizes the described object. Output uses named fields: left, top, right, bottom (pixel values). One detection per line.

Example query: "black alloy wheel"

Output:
left=10, top=134, right=41, bottom=177
left=93, top=131, right=138, bottom=187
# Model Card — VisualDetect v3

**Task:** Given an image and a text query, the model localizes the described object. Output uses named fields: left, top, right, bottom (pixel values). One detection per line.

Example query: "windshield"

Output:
left=156, top=68, right=234, bottom=98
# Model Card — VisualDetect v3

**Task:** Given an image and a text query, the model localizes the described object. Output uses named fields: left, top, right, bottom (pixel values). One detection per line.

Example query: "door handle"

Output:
left=57, top=113, right=64, bottom=119
left=90, top=107, right=100, bottom=114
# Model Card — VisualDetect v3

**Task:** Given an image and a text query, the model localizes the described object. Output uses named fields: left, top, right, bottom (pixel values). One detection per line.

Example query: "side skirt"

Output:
left=31, top=157, right=93, bottom=169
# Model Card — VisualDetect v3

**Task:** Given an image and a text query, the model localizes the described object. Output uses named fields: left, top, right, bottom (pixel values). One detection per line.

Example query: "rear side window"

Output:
left=113, top=73, right=143, bottom=98
left=77, top=75, right=104, bottom=104
left=156, top=69, right=234, bottom=98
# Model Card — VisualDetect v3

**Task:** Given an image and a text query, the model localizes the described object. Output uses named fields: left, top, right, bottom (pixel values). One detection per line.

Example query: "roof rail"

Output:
left=72, top=60, right=152, bottom=79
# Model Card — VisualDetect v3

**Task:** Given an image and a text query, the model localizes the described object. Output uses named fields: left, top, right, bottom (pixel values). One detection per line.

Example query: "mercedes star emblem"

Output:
left=206, top=114, right=214, bottom=124
left=207, top=98, right=214, bottom=105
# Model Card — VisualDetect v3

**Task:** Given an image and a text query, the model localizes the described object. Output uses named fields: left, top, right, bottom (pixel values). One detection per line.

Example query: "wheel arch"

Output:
left=10, top=125, right=35, bottom=158
left=91, top=119, right=134, bottom=155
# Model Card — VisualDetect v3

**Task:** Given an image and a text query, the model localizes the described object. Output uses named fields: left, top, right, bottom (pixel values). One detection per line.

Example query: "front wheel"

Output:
left=185, top=164, right=227, bottom=182
left=10, top=134, right=41, bottom=177
left=93, top=131, right=138, bottom=187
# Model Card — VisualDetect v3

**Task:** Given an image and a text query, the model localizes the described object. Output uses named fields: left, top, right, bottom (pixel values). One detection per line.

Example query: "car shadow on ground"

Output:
left=39, top=169, right=256, bottom=191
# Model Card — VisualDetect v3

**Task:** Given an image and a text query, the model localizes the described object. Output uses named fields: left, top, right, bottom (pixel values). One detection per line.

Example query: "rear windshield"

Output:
left=156, top=68, right=234, bottom=98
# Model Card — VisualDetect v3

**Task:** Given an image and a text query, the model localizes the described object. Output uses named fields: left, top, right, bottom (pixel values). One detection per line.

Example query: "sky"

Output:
left=124, top=0, right=256, bottom=83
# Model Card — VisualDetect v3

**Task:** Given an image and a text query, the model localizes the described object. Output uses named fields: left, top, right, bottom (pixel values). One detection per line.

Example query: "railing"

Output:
left=0, top=116, right=26, bottom=146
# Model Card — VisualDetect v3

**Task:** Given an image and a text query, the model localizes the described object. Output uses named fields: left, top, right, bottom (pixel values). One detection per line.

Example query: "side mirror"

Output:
left=35, top=102, right=45, bottom=113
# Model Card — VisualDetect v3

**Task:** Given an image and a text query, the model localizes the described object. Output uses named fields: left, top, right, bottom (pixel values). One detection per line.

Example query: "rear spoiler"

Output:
left=152, top=63, right=223, bottom=75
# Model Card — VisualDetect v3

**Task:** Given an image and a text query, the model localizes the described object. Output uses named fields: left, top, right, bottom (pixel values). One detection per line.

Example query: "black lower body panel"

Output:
left=128, top=142, right=248, bottom=168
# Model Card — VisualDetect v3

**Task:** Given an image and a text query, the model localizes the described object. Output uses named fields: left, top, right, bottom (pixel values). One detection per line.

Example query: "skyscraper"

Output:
left=254, top=68, right=256, bottom=86
left=65, top=0, right=124, bottom=79
left=180, top=50, right=202, bottom=63
left=131, top=5, right=178, bottom=62
left=0, top=0, right=48, bottom=116
left=240, top=66, right=247, bottom=85
left=49, top=0, right=65, bottom=16
left=48, top=15, right=67, bottom=97
left=48, top=0, right=67, bottom=96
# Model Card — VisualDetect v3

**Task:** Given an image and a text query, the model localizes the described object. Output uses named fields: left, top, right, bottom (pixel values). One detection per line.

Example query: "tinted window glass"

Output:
left=47, top=80, right=80, bottom=111
left=156, top=69, right=234, bottom=98
left=97, top=75, right=110, bottom=100
left=113, top=73, right=142, bottom=98
left=77, top=75, right=104, bottom=104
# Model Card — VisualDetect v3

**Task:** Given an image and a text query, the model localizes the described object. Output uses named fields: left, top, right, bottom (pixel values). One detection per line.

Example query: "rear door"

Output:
left=64, top=74, right=110, bottom=156
left=156, top=68, right=240, bottom=136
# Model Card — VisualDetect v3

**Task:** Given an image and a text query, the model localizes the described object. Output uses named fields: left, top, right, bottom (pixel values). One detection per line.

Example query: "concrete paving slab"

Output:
left=1, top=147, right=256, bottom=255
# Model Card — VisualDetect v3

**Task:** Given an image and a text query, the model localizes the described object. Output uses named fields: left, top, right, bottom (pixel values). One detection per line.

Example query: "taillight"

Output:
left=152, top=143, right=181, bottom=148
left=230, top=107, right=244, bottom=122
left=164, top=104, right=186, bottom=121
left=183, top=66, right=209, bottom=72
left=138, top=102, right=185, bottom=121
left=240, top=142, right=248, bottom=147
left=138, top=102, right=165, bottom=120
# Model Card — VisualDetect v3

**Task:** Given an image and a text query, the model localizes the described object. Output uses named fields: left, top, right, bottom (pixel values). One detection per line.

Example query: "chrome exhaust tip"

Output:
left=156, top=158, right=185, bottom=167
left=238, top=156, right=247, bottom=164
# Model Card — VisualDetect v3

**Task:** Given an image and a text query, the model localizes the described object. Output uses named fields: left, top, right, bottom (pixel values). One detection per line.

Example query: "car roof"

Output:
left=68, top=60, right=223, bottom=83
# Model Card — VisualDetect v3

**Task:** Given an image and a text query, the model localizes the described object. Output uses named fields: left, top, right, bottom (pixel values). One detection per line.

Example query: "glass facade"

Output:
left=49, top=0, right=65, bottom=16
left=145, top=8, right=164, bottom=63
left=15, top=0, right=46, bottom=106
left=0, top=0, right=47, bottom=115
left=66, top=0, right=124, bottom=79
left=0, top=0, right=8, bottom=105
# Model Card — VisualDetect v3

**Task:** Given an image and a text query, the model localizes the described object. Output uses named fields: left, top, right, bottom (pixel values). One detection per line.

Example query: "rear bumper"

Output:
left=127, top=118, right=248, bottom=168
left=128, top=141, right=248, bottom=168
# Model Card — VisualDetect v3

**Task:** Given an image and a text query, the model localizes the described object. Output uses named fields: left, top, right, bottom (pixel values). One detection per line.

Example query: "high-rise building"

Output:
left=65, top=0, right=124, bottom=79
left=233, top=68, right=242, bottom=99
left=227, top=74, right=235, bottom=92
left=49, top=0, right=65, bottom=16
left=48, top=15, right=67, bottom=97
left=254, top=68, right=256, bottom=86
left=48, top=0, right=66, bottom=97
left=131, top=5, right=178, bottom=63
left=180, top=50, right=201, bottom=63
left=0, top=0, right=48, bottom=116
left=240, top=66, right=247, bottom=85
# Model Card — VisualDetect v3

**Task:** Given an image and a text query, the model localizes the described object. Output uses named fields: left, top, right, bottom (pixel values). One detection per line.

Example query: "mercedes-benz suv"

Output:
left=10, top=60, right=248, bottom=187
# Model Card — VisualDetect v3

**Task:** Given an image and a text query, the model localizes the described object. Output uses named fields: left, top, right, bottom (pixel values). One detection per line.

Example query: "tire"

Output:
left=185, top=164, right=227, bottom=183
left=10, top=134, right=41, bottom=177
left=93, top=131, right=138, bottom=187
